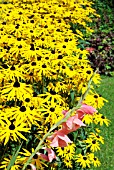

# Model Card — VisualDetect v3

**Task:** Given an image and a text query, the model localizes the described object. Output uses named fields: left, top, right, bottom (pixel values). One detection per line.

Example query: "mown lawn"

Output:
left=92, top=75, right=114, bottom=170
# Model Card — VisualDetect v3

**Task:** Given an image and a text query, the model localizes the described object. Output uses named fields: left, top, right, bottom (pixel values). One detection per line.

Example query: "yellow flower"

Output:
left=88, top=153, right=101, bottom=167
left=84, top=92, right=108, bottom=109
left=84, top=138, right=100, bottom=152
left=19, top=148, right=47, bottom=169
left=63, top=158, right=72, bottom=168
left=82, top=114, right=93, bottom=125
left=93, top=113, right=110, bottom=126
left=56, top=143, right=75, bottom=168
left=89, top=132, right=104, bottom=144
left=75, top=153, right=91, bottom=168
left=5, top=106, right=42, bottom=127
left=92, top=156, right=101, bottom=167
left=0, top=64, right=25, bottom=81
left=0, top=117, right=30, bottom=145
left=1, top=81, right=33, bottom=101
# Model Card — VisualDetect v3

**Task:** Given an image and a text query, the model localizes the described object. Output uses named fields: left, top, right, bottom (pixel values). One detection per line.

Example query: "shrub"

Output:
left=85, top=0, right=114, bottom=76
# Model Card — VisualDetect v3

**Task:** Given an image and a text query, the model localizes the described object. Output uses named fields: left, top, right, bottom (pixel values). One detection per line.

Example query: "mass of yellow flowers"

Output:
left=0, top=0, right=110, bottom=169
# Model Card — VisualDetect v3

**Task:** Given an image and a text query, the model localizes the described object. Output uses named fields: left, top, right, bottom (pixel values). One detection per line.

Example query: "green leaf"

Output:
left=7, top=142, right=23, bottom=170
left=98, top=46, right=103, bottom=50
left=105, top=65, right=111, bottom=69
left=70, top=90, right=75, bottom=102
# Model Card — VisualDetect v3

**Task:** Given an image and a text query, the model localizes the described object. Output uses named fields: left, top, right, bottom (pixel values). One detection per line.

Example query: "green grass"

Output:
left=92, top=75, right=114, bottom=170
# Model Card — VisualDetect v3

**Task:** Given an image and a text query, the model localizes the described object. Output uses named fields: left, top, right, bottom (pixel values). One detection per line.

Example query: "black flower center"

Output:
left=42, top=64, right=47, bottom=68
left=10, top=66, right=15, bottom=70
left=15, top=24, right=20, bottom=29
left=92, top=140, right=96, bottom=144
left=44, top=25, right=48, bottom=28
left=20, top=106, right=26, bottom=112
left=83, top=156, right=87, bottom=160
left=56, top=28, right=60, bottom=32
left=2, top=21, right=6, bottom=25
left=64, top=38, right=68, bottom=42
left=28, top=15, right=34, bottom=19
left=101, top=115, right=105, bottom=119
left=41, top=38, right=44, bottom=41
left=94, top=95, right=98, bottom=98
left=30, top=44, right=35, bottom=51
left=37, top=56, right=41, bottom=60
left=52, top=72, right=56, bottom=75
left=62, top=66, right=66, bottom=69
left=31, top=62, right=36, bottom=66
left=17, top=37, right=21, bottom=41
left=36, top=47, right=39, bottom=50
left=58, top=55, right=63, bottom=59
left=29, top=72, right=33, bottom=76
left=33, top=154, right=38, bottom=159
left=13, top=81, right=20, bottom=87
left=96, top=135, right=100, bottom=138
left=9, top=123, right=15, bottom=130
left=19, top=12, right=22, bottom=15
left=25, top=98, right=30, bottom=102
left=86, top=70, right=91, bottom=74
left=18, top=45, right=22, bottom=48
left=30, top=30, right=33, bottom=33
left=51, top=50, right=55, bottom=54
left=30, top=106, right=34, bottom=110
left=45, top=57, right=49, bottom=60
left=79, top=56, right=82, bottom=59
left=50, top=90, right=56, bottom=95
left=50, top=107, right=55, bottom=112
left=30, top=19, right=34, bottom=23
left=63, top=45, right=66, bottom=48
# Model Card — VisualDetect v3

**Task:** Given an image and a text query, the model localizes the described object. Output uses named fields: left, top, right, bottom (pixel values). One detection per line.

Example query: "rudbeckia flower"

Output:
left=75, top=153, right=91, bottom=168
left=1, top=81, right=33, bottom=101
left=0, top=117, right=30, bottom=145
left=84, top=138, right=100, bottom=152
left=19, top=148, right=47, bottom=169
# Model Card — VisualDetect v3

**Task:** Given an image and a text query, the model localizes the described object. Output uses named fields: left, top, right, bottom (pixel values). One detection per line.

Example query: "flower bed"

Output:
left=0, top=0, right=110, bottom=169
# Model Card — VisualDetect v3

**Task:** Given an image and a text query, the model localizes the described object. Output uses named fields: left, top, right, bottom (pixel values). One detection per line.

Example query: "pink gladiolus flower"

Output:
left=45, top=148, right=56, bottom=162
left=48, top=130, right=72, bottom=147
left=38, top=148, right=57, bottom=162
left=78, top=103, right=97, bottom=114
left=77, top=103, right=97, bottom=120
left=62, top=114, right=86, bottom=134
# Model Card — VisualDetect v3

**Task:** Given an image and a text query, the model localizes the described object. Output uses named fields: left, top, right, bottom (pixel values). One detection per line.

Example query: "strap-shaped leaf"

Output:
left=7, top=142, right=23, bottom=170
